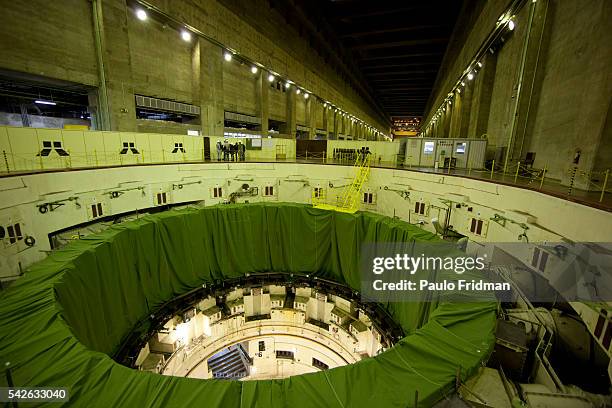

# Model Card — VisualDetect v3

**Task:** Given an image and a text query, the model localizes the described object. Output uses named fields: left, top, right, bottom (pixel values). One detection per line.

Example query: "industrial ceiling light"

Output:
left=267, top=74, right=275, bottom=82
left=477, top=61, right=483, bottom=68
left=181, top=30, right=191, bottom=42
left=467, top=72, right=474, bottom=80
left=224, top=52, right=232, bottom=62
left=250, top=66, right=258, bottom=74
left=285, top=82, right=290, bottom=89
left=35, top=99, right=56, bottom=105
left=136, top=9, right=147, bottom=21
left=296, top=88, right=301, bottom=94
left=508, top=20, right=515, bottom=30
left=304, top=93, right=309, bottom=99
left=461, top=81, right=466, bottom=87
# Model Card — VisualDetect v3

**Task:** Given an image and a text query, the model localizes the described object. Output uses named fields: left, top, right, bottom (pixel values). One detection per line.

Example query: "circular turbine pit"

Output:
left=122, top=274, right=403, bottom=380
left=0, top=203, right=496, bottom=407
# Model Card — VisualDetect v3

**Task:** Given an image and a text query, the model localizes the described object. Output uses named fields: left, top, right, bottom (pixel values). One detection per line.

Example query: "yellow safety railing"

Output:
left=312, top=155, right=371, bottom=213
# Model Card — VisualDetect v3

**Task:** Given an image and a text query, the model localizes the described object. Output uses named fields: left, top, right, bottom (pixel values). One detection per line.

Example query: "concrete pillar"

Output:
left=457, top=83, right=473, bottom=139
left=449, top=82, right=473, bottom=139
left=191, top=40, right=201, bottom=109
left=332, top=111, right=340, bottom=140
left=199, top=40, right=224, bottom=138
left=509, top=0, right=550, bottom=163
left=286, top=86, right=296, bottom=139
left=95, top=0, right=137, bottom=131
left=441, top=104, right=451, bottom=137
left=306, top=98, right=314, bottom=139
left=322, top=106, right=329, bottom=139
left=257, top=71, right=269, bottom=136
left=468, top=53, right=497, bottom=139
left=448, top=94, right=461, bottom=138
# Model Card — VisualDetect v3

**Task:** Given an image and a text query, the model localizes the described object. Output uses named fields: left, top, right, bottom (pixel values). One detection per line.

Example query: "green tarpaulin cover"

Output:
left=0, top=203, right=496, bottom=407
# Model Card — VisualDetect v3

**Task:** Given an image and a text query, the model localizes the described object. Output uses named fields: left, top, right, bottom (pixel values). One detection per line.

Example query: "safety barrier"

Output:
left=0, top=126, right=608, bottom=209
left=312, top=155, right=371, bottom=213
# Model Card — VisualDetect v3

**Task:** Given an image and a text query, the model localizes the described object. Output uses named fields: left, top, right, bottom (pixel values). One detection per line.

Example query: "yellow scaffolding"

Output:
left=312, top=155, right=371, bottom=213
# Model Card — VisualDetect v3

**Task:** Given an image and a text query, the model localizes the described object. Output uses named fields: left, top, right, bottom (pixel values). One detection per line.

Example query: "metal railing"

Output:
left=1, top=148, right=609, bottom=210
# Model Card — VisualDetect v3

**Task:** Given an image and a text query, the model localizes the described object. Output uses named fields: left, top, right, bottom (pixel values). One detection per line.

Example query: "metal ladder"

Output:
left=313, top=155, right=371, bottom=213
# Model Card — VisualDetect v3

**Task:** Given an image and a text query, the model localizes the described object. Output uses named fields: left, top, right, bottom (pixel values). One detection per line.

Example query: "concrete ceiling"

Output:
left=309, top=0, right=464, bottom=120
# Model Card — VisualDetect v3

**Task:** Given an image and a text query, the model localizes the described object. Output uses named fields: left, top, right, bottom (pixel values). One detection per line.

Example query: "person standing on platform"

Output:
left=238, top=142, right=245, bottom=161
left=216, top=141, right=222, bottom=161
left=223, top=139, right=229, bottom=161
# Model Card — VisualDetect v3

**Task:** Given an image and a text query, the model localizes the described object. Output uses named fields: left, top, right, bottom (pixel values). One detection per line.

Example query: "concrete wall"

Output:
left=0, top=0, right=388, bottom=139
left=0, top=0, right=98, bottom=86
left=423, top=0, right=612, bottom=188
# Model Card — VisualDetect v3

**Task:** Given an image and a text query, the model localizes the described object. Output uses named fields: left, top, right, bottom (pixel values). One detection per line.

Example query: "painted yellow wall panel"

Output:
left=0, top=127, right=12, bottom=172
left=100, top=131, right=122, bottom=166
left=147, top=133, right=164, bottom=163
left=8, top=127, right=44, bottom=171
left=134, top=133, right=151, bottom=164
left=61, top=130, right=87, bottom=168
left=118, top=132, right=140, bottom=166
left=82, top=130, right=107, bottom=167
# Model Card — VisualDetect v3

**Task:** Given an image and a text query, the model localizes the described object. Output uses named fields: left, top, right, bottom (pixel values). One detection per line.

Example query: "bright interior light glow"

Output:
left=250, top=66, right=258, bottom=74
left=224, top=52, right=232, bottom=62
left=296, top=88, right=301, bottom=94
left=467, top=72, right=474, bottom=80
left=136, top=9, right=147, bottom=21
left=508, top=20, right=515, bottom=30
left=35, top=100, right=56, bottom=105
left=267, top=74, right=275, bottom=82
left=304, top=93, right=309, bottom=99
left=175, top=322, right=189, bottom=346
left=181, top=30, right=191, bottom=42
left=477, top=61, right=483, bottom=68
left=285, top=82, right=290, bottom=89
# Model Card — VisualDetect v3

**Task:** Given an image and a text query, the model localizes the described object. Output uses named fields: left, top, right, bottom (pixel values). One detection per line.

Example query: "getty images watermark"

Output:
left=360, top=242, right=506, bottom=303
left=360, top=242, right=612, bottom=303
left=370, top=252, right=507, bottom=292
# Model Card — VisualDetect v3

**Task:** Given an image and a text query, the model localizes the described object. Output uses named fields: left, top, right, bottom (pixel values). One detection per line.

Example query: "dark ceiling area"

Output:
left=312, top=0, right=464, bottom=120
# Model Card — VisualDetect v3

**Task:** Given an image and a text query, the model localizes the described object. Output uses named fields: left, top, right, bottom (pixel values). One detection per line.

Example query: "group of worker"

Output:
left=358, top=146, right=372, bottom=162
left=216, top=140, right=246, bottom=161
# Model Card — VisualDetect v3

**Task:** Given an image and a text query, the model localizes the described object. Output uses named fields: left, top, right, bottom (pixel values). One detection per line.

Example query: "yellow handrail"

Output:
left=313, top=155, right=370, bottom=213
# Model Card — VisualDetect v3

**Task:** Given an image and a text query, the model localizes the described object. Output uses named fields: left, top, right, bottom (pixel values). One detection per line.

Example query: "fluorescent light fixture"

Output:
left=508, top=20, right=515, bottom=30
left=224, top=52, right=232, bottom=62
left=35, top=100, right=56, bottom=105
left=267, top=74, right=275, bottom=82
left=136, top=9, right=147, bottom=21
left=181, top=30, right=191, bottom=42
left=251, top=66, right=258, bottom=74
